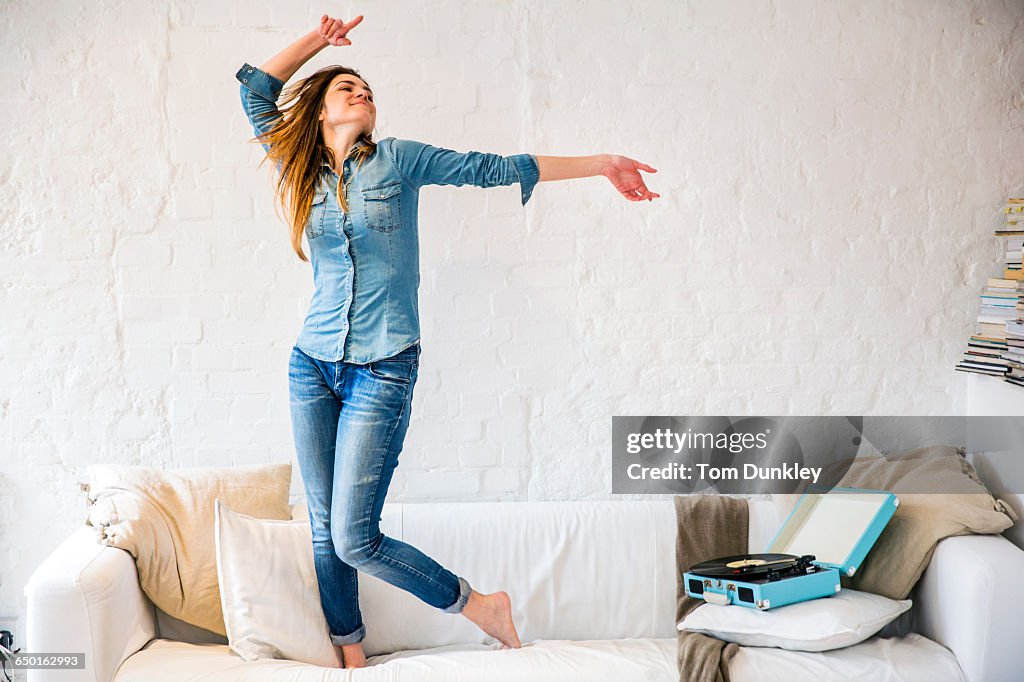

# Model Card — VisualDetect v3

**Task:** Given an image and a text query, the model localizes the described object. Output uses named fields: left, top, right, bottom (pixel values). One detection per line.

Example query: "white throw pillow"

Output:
left=214, top=498, right=340, bottom=667
left=677, top=589, right=912, bottom=652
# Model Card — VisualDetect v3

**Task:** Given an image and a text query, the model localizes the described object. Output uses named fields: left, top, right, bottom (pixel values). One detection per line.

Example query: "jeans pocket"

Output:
left=366, top=357, right=415, bottom=385
left=362, top=183, right=403, bottom=233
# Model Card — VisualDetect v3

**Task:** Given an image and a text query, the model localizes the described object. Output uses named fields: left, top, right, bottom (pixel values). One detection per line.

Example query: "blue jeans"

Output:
left=287, top=342, right=472, bottom=646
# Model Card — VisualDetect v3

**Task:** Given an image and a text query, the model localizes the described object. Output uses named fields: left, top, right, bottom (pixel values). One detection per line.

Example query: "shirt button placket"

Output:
left=337, top=162, right=356, bottom=360
left=342, top=214, right=355, bottom=358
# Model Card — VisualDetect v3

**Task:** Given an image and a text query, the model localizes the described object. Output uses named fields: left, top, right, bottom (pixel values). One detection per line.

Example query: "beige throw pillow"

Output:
left=83, top=462, right=292, bottom=637
left=214, top=499, right=340, bottom=667
left=772, top=445, right=1016, bottom=599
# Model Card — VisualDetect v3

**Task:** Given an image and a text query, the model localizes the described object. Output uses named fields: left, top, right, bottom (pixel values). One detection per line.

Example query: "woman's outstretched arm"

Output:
left=384, top=141, right=659, bottom=206
left=535, top=154, right=661, bottom=202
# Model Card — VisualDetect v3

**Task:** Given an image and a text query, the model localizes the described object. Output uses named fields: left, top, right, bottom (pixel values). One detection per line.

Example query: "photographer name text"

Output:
left=626, top=462, right=822, bottom=483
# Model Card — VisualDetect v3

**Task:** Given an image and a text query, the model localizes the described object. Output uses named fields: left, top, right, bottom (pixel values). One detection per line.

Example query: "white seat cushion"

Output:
left=731, top=633, right=966, bottom=682
left=116, top=633, right=964, bottom=682
left=115, top=637, right=679, bottom=682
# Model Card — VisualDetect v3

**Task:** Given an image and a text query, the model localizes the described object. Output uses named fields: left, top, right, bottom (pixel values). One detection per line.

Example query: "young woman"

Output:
left=236, top=13, right=659, bottom=669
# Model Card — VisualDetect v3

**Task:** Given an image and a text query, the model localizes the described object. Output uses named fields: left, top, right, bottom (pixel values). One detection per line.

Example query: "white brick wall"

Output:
left=1, top=0, right=1022, bottom=659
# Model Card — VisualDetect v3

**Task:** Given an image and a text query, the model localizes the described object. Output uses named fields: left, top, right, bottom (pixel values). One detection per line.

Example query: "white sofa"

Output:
left=24, top=499, right=1024, bottom=682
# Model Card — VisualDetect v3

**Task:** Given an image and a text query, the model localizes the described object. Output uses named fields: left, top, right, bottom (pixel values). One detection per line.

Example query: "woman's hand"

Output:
left=601, top=155, right=660, bottom=202
left=318, top=13, right=363, bottom=47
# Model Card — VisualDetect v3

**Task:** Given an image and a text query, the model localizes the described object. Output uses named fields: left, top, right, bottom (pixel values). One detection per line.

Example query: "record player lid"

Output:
left=765, top=487, right=899, bottom=577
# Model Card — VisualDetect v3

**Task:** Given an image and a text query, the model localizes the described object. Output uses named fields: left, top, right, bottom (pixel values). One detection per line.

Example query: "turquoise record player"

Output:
left=683, top=488, right=899, bottom=610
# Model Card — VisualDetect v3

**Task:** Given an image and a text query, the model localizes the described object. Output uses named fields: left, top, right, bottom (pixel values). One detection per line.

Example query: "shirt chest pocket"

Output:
left=361, top=183, right=403, bottom=233
left=307, top=192, right=328, bottom=240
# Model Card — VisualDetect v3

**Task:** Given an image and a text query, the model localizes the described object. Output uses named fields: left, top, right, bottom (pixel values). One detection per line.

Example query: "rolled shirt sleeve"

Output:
left=384, top=138, right=540, bottom=206
left=235, top=62, right=285, bottom=155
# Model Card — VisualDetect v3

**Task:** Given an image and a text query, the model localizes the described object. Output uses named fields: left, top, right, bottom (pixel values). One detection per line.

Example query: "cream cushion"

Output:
left=773, top=445, right=1017, bottom=599
left=83, top=462, right=292, bottom=637
left=214, top=499, right=340, bottom=667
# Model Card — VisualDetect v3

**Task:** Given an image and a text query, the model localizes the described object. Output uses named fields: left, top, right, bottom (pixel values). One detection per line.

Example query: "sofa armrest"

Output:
left=24, top=525, right=157, bottom=682
left=914, top=534, right=1024, bottom=682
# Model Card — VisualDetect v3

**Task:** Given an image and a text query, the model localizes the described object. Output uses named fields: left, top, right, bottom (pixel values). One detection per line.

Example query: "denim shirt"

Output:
left=235, top=63, right=540, bottom=364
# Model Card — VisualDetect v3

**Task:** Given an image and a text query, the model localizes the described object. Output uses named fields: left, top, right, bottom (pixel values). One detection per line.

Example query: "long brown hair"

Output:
left=247, top=65, right=376, bottom=262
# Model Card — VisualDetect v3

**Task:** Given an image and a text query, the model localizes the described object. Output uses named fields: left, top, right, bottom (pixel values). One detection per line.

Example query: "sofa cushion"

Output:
left=285, top=500, right=682, bottom=653
left=774, top=445, right=1016, bottom=599
left=730, top=633, right=965, bottom=682
left=113, top=633, right=963, bottom=682
left=214, top=499, right=339, bottom=667
left=677, top=589, right=912, bottom=652
left=115, top=637, right=679, bottom=681
left=83, top=462, right=292, bottom=637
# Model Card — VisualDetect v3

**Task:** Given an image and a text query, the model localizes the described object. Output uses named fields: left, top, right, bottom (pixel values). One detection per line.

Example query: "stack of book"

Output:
left=999, top=200, right=1024, bottom=387
left=1006, top=316, right=1024, bottom=387
left=956, top=199, right=1024, bottom=382
left=998, top=198, right=1024, bottom=277
left=956, top=276, right=1016, bottom=377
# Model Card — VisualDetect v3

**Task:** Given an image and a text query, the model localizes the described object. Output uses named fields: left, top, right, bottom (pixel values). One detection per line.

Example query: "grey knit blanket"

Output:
left=675, top=495, right=749, bottom=682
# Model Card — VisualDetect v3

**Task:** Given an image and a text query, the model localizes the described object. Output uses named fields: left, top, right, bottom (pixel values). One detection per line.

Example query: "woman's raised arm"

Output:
left=259, top=15, right=363, bottom=83
left=236, top=14, right=364, bottom=157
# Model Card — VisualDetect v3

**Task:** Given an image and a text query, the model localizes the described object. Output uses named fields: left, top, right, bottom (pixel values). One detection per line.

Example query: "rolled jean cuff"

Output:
left=330, top=624, right=366, bottom=646
left=442, top=576, right=472, bottom=614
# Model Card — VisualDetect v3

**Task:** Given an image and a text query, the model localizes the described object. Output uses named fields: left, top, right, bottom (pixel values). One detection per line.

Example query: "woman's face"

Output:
left=319, top=73, right=376, bottom=137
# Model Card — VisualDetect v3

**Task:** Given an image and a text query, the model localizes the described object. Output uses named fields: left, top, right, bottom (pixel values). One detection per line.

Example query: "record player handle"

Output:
left=702, top=592, right=730, bottom=606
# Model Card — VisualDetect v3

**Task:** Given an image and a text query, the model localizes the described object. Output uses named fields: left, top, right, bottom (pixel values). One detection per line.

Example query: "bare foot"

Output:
left=335, top=643, right=367, bottom=668
left=461, top=589, right=521, bottom=649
